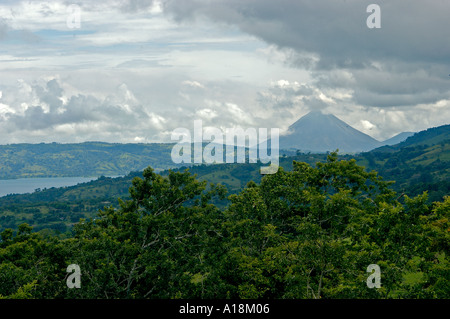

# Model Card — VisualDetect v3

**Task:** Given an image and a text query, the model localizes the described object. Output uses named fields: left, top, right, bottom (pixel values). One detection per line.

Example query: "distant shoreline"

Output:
left=0, top=176, right=121, bottom=198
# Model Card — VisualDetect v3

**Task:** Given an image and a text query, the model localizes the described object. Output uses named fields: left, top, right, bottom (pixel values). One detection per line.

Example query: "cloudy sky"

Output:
left=0, top=0, right=449, bottom=144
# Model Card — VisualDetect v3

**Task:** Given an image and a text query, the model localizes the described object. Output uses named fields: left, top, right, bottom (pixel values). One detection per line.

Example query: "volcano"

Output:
left=278, top=111, right=382, bottom=153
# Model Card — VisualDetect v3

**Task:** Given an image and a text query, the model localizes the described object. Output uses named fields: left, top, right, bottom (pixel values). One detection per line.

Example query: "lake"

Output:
left=0, top=176, right=97, bottom=197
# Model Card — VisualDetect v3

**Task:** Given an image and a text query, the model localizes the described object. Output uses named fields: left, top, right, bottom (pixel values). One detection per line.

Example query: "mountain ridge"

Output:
left=371, top=124, right=450, bottom=153
left=381, top=132, right=415, bottom=146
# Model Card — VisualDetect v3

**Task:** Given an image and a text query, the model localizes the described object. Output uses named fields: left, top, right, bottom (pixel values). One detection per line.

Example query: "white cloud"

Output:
left=0, top=103, right=14, bottom=120
left=196, top=108, right=217, bottom=120
left=182, top=80, right=205, bottom=89
left=225, top=103, right=253, bottom=125
left=361, top=120, right=376, bottom=131
left=149, top=112, right=167, bottom=130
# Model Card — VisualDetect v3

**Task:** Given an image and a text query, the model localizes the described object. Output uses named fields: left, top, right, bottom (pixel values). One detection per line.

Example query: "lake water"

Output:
left=0, top=177, right=97, bottom=197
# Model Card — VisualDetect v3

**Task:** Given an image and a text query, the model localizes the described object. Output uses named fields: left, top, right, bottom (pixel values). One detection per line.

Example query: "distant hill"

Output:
left=278, top=111, right=382, bottom=153
left=371, top=124, right=450, bottom=152
left=0, top=142, right=184, bottom=179
left=396, top=124, right=450, bottom=148
left=381, top=132, right=415, bottom=146
left=358, top=124, right=450, bottom=202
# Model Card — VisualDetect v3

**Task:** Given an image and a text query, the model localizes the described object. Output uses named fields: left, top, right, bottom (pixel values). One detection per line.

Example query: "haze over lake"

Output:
left=0, top=177, right=96, bottom=197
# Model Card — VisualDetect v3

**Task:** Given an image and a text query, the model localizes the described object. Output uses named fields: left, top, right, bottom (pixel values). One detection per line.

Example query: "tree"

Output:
left=0, top=224, right=68, bottom=298
left=0, top=228, right=13, bottom=243
left=67, top=167, right=227, bottom=298
left=216, top=152, right=446, bottom=298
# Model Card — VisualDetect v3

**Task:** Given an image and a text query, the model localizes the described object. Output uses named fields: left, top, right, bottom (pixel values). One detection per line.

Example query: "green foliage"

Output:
left=0, top=153, right=448, bottom=299
left=0, top=224, right=69, bottom=298
left=0, top=280, right=38, bottom=299
left=359, top=141, right=450, bottom=203
left=65, top=167, right=228, bottom=298
left=360, top=125, right=450, bottom=204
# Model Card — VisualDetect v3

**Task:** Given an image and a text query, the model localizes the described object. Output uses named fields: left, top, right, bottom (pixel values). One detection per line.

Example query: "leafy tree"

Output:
left=0, top=224, right=68, bottom=298
left=215, top=152, right=448, bottom=298
left=66, top=167, right=227, bottom=298
left=0, top=280, right=38, bottom=299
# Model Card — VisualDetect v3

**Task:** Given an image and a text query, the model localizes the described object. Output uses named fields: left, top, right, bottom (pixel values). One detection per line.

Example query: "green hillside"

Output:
left=0, top=142, right=182, bottom=179
left=359, top=124, right=450, bottom=202
left=372, top=124, right=450, bottom=152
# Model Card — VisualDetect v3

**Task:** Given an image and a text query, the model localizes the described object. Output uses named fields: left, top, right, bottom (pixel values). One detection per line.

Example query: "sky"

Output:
left=0, top=0, right=449, bottom=144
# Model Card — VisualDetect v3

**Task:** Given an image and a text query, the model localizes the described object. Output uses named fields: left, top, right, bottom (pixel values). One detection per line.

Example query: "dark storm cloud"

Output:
left=314, top=63, right=450, bottom=107
left=117, top=0, right=156, bottom=13
left=159, top=0, right=450, bottom=109
left=161, top=0, right=450, bottom=68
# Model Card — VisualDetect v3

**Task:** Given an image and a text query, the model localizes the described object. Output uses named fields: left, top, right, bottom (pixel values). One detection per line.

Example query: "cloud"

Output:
left=0, top=20, right=8, bottom=40
left=0, top=78, right=168, bottom=143
left=361, top=120, right=376, bottom=131
left=196, top=108, right=217, bottom=120
left=0, top=0, right=448, bottom=144
left=0, top=18, right=41, bottom=44
left=118, top=0, right=162, bottom=13
left=182, top=80, right=205, bottom=89
left=161, top=0, right=450, bottom=67
left=155, top=0, right=450, bottom=139
left=116, top=59, right=170, bottom=68
left=257, top=80, right=337, bottom=114
left=160, top=0, right=450, bottom=107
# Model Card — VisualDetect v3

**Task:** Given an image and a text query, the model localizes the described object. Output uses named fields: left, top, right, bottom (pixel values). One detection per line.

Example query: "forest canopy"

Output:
left=0, top=153, right=448, bottom=299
